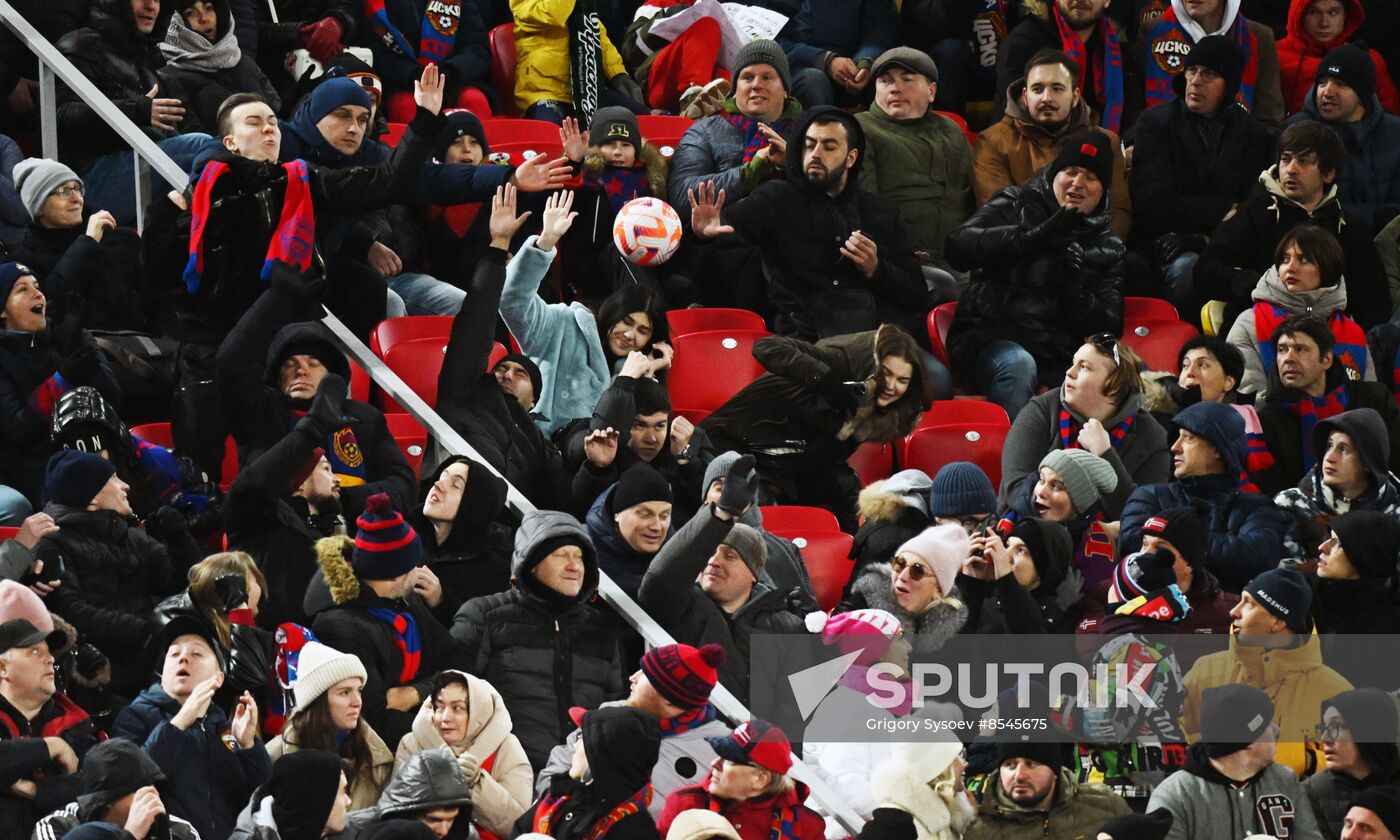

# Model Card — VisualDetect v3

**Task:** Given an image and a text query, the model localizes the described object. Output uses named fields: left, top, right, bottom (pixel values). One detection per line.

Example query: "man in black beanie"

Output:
left=965, top=739, right=1129, bottom=840
left=584, top=463, right=675, bottom=600
left=1284, top=44, right=1400, bottom=231
left=1307, top=688, right=1400, bottom=838
left=228, top=749, right=350, bottom=840
left=1345, top=786, right=1400, bottom=840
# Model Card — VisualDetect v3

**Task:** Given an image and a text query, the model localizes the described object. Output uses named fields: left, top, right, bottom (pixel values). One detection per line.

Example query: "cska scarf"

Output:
left=1074, top=519, right=1118, bottom=586
left=657, top=704, right=716, bottom=736
left=1282, top=383, right=1351, bottom=470
left=591, top=165, right=650, bottom=213
left=1254, top=302, right=1367, bottom=383
left=534, top=784, right=652, bottom=840
left=367, top=607, right=422, bottom=683
left=1058, top=409, right=1135, bottom=451
left=364, top=0, right=459, bottom=67
left=1143, top=7, right=1258, bottom=109
left=1054, top=3, right=1125, bottom=132
left=185, top=159, right=315, bottom=294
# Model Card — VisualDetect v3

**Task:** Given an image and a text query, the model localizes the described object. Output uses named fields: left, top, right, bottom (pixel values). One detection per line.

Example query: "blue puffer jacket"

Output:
left=1118, top=473, right=1290, bottom=592
left=778, top=0, right=897, bottom=69
left=111, top=685, right=272, bottom=840
left=1285, top=92, right=1400, bottom=230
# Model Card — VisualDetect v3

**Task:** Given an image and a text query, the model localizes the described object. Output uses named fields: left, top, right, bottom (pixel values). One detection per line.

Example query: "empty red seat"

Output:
left=1123, top=296, right=1179, bottom=323
left=927, top=302, right=957, bottom=369
left=381, top=122, right=407, bottom=148
left=637, top=114, right=694, bottom=157
left=486, top=141, right=565, bottom=167
left=1121, top=318, right=1199, bottom=373
left=489, top=24, right=517, bottom=116
left=371, top=316, right=452, bottom=358
left=848, top=442, right=895, bottom=487
left=384, top=413, right=428, bottom=476
left=904, top=422, right=1008, bottom=489
left=913, top=399, right=1009, bottom=432
left=667, top=329, right=767, bottom=421
left=666, top=307, right=766, bottom=338
left=768, top=530, right=855, bottom=611
left=760, top=505, right=841, bottom=534
left=378, top=339, right=506, bottom=413
left=484, top=118, right=561, bottom=148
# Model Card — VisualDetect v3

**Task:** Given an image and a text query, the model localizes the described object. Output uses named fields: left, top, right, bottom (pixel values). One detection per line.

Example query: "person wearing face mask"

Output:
left=155, top=0, right=281, bottom=136
left=451, top=510, right=626, bottom=772
left=843, top=524, right=970, bottom=660
left=1305, top=688, right=1400, bottom=838
left=394, top=671, right=533, bottom=837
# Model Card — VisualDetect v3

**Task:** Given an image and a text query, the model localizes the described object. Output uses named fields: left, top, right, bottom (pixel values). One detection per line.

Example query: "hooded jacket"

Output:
left=849, top=475, right=933, bottom=585
left=11, top=219, right=147, bottom=332
left=346, top=748, right=475, bottom=833
left=974, top=77, right=1133, bottom=240
left=1146, top=742, right=1322, bottom=840
left=1194, top=165, right=1389, bottom=327
left=843, top=562, right=969, bottom=660
left=964, top=767, right=1131, bottom=840
left=1181, top=629, right=1353, bottom=777
left=155, top=0, right=281, bottom=135
left=393, top=670, right=533, bottom=836
left=657, top=781, right=825, bottom=840
left=267, top=717, right=394, bottom=811
left=712, top=106, right=926, bottom=341
left=450, top=511, right=626, bottom=772
left=1285, top=89, right=1400, bottom=229
left=1303, top=688, right=1400, bottom=838
left=1275, top=0, right=1400, bottom=115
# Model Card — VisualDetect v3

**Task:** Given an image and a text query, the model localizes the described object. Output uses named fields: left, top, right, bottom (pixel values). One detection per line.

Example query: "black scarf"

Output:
left=568, top=0, right=603, bottom=124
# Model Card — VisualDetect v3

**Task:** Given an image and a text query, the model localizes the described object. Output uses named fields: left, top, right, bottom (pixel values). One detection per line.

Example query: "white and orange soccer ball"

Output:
left=613, top=197, right=683, bottom=266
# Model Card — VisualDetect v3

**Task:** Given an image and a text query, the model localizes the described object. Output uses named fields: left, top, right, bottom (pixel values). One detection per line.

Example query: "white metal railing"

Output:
left=0, top=4, right=863, bottom=826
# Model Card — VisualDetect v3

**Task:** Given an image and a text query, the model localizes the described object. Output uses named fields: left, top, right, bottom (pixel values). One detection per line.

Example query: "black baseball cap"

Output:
left=0, top=618, right=65, bottom=652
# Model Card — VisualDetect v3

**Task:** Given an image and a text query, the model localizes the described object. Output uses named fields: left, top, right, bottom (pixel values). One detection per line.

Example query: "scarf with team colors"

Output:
left=1059, top=409, right=1135, bottom=451
left=366, top=607, right=422, bottom=683
left=1281, top=383, right=1351, bottom=470
left=1143, top=7, right=1257, bottom=109
left=1254, top=303, right=1367, bottom=384
left=1054, top=3, right=1125, bottom=132
left=185, top=159, right=314, bottom=294
left=534, top=784, right=651, bottom=840
left=364, top=0, right=459, bottom=67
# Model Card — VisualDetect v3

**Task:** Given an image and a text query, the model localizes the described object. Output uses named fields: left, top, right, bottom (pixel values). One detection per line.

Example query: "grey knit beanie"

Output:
left=13, top=158, right=81, bottom=223
left=734, top=39, right=792, bottom=94
left=722, top=523, right=767, bottom=578
left=928, top=462, right=996, bottom=518
left=1038, top=449, right=1118, bottom=515
left=703, top=451, right=744, bottom=499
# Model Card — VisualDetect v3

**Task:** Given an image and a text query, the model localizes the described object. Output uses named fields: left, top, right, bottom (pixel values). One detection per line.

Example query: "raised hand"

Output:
left=85, top=211, right=117, bottom=243
left=669, top=416, right=695, bottom=457
left=145, top=84, right=185, bottom=132
left=688, top=181, right=734, bottom=239
left=124, top=786, right=166, bottom=840
left=414, top=64, right=445, bottom=116
left=757, top=123, right=786, bottom=168
left=584, top=427, right=620, bottom=469
left=648, top=341, right=674, bottom=375
left=409, top=565, right=443, bottom=608
left=171, top=673, right=222, bottom=731
left=620, top=350, right=651, bottom=380
left=512, top=154, right=572, bottom=192
left=715, top=454, right=758, bottom=518
left=15, top=512, right=57, bottom=550
left=536, top=190, right=579, bottom=251
left=560, top=117, right=588, bottom=162
left=231, top=691, right=258, bottom=748
left=489, top=184, right=532, bottom=249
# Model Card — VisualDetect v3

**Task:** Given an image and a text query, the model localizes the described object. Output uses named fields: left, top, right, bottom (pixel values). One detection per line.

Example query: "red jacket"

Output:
left=658, top=783, right=827, bottom=840
left=1275, top=0, right=1400, bottom=115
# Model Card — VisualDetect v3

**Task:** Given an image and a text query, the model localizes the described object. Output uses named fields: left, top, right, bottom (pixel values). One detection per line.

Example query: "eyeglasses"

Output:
left=51, top=184, right=83, bottom=198
left=1089, top=333, right=1121, bottom=367
left=1316, top=721, right=1351, bottom=741
left=891, top=554, right=932, bottom=581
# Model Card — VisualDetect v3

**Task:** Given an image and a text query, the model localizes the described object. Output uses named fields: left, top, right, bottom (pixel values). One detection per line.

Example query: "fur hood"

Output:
left=582, top=141, right=669, bottom=197
left=858, top=481, right=920, bottom=524
left=1021, top=0, right=1051, bottom=22
left=871, top=752, right=977, bottom=840
left=316, top=534, right=360, bottom=605
left=850, top=562, right=967, bottom=658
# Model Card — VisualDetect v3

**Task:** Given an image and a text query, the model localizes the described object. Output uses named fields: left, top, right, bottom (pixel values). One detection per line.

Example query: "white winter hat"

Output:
left=293, top=642, right=368, bottom=711
left=666, top=809, right=742, bottom=840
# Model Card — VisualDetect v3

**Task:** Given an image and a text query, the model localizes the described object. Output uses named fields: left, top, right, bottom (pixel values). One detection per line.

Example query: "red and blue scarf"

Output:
left=658, top=705, right=715, bottom=737
left=723, top=111, right=793, bottom=165
left=364, top=0, right=459, bottom=67
left=1058, top=409, right=1135, bottom=450
left=366, top=607, right=421, bottom=683
left=184, top=159, right=315, bottom=294
left=1143, top=7, right=1258, bottom=109
left=28, top=372, right=70, bottom=418
left=534, top=784, right=652, bottom=840
left=1054, top=4, right=1124, bottom=132
left=1282, top=383, right=1351, bottom=470
left=1255, top=303, right=1367, bottom=384
left=591, top=165, right=651, bottom=214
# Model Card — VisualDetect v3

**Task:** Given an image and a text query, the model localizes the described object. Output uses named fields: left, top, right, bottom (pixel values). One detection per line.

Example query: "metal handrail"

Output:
left=0, top=3, right=864, bottom=824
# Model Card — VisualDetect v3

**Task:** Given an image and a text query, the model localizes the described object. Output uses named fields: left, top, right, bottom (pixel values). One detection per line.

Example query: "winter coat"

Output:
left=947, top=166, right=1126, bottom=382
left=714, top=107, right=926, bottom=341
left=36, top=505, right=190, bottom=697
left=393, top=670, right=533, bottom=836
left=964, top=767, right=1131, bottom=840
left=450, top=511, right=626, bottom=772
left=34, top=803, right=200, bottom=840
left=667, top=97, right=805, bottom=223
left=1253, top=379, right=1400, bottom=494
left=1285, top=91, right=1400, bottom=230
left=1128, top=97, right=1276, bottom=244
left=344, top=748, right=474, bottom=836
left=267, top=718, right=394, bottom=811
left=10, top=222, right=147, bottom=332
left=1147, top=742, right=1324, bottom=840
left=867, top=764, right=977, bottom=840
left=1306, top=764, right=1400, bottom=839
left=509, top=0, right=627, bottom=114
left=637, top=505, right=808, bottom=706
left=0, top=326, right=122, bottom=506
left=998, top=388, right=1171, bottom=517
left=1074, top=567, right=1239, bottom=639
left=433, top=247, right=576, bottom=512
left=1228, top=266, right=1375, bottom=396
left=975, top=79, right=1133, bottom=240
left=1119, top=473, right=1289, bottom=591
left=855, top=103, right=974, bottom=267
left=1181, top=629, right=1353, bottom=777
left=1275, top=0, right=1400, bottom=116
left=658, top=782, right=826, bottom=840
left=155, top=8, right=281, bottom=137
left=848, top=480, right=932, bottom=589
left=0, top=137, right=27, bottom=250
left=111, top=684, right=273, bottom=840
left=957, top=572, right=1066, bottom=633
left=843, top=562, right=969, bottom=660
left=562, top=144, right=671, bottom=298
left=1311, top=574, right=1400, bottom=690
left=777, top=0, right=897, bottom=70
left=532, top=700, right=728, bottom=821
left=1194, top=166, right=1389, bottom=327
left=365, top=0, right=491, bottom=92
left=0, top=692, right=97, bottom=839
left=584, top=484, right=667, bottom=601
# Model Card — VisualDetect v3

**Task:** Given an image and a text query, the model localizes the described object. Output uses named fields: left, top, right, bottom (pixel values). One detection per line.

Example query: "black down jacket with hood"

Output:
left=450, top=511, right=626, bottom=772
left=335, top=748, right=475, bottom=839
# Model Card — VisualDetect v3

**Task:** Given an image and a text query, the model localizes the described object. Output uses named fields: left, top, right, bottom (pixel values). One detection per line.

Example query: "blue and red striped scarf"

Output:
left=1282, top=384, right=1351, bottom=470
left=1054, top=4, right=1125, bottom=132
left=534, top=784, right=652, bottom=840
left=591, top=165, right=650, bottom=214
left=185, top=159, right=315, bottom=294
left=364, top=0, right=459, bottom=67
left=1143, top=7, right=1258, bottom=109
left=1255, top=303, right=1367, bottom=384
left=366, top=607, right=421, bottom=684
left=1058, top=409, right=1135, bottom=450
left=658, top=704, right=715, bottom=737
left=723, top=111, right=790, bottom=165
left=27, top=372, right=70, bottom=418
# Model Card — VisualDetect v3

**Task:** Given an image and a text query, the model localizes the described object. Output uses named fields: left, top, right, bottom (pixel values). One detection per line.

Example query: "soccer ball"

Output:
left=613, top=197, right=683, bottom=266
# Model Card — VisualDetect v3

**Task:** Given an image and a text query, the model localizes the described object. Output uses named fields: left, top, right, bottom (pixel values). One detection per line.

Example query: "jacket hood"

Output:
left=406, top=669, right=515, bottom=758
left=783, top=105, right=868, bottom=192
left=580, top=706, right=662, bottom=804
left=88, top=0, right=157, bottom=51
left=263, top=322, right=352, bottom=390
left=1285, top=0, right=1364, bottom=49
left=1001, top=77, right=1097, bottom=140
left=857, top=475, right=932, bottom=523
left=1251, top=265, right=1348, bottom=312
left=412, top=455, right=509, bottom=556
left=1259, top=165, right=1342, bottom=211
left=232, top=790, right=280, bottom=840
left=1170, top=0, right=1243, bottom=40
left=512, top=510, right=599, bottom=604
left=1311, top=408, right=1392, bottom=490
left=1301, top=87, right=1384, bottom=129
left=375, top=748, right=473, bottom=818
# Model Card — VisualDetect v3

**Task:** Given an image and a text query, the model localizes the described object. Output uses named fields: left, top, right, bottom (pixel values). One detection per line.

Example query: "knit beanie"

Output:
left=1322, top=688, right=1400, bottom=770
left=639, top=643, right=726, bottom=709
left=323, top=52, right=382, bottom=100
left=269, top=749, right=345, bottom=840
left=44, top=449, right=116, bottom=509
left=1200, top=684, right=1275, bottom=757
left=1009, top=518, right=1072, bottom=591
left=722, top=523, right=767, bottom=578
left=1037, top=449, right=1117, bottom=516
left=434, top=108, right=490, bottom=161
left=1173, top=401, right=1246, bottom=477
left=1098, top=810, right=1174, bottom=840
left=352, top=493, right=422, bottom=580
left=1049, top=131, right=1114, bottom=190
left=1244, top=566, right=1313, bottom=633
left=292, top=642, right=367, bottom=711
left=305, top=77, right=372, bottom=124
left=0, top=261, right=32, bottom=304
left=1111, top=549, right=1179, bottom=602
left=494, top=353, right=542, bottom=404
left=1316, top=44, right=1377, bottom=110
left=928, top=462, right=996, bottom=518
left=703, top=451, right=743, bottom=499
left=996, top=740, right=1064, bottom=773
left=611, top=463, right=673, bottom=513
left=1141, top=505, right=1208, bottom=569
left=666, top=809, right=742, bottom=840
left=589, top=106, right=643, bottom=151
left=857, top=809, right=916, bottom=840
left=1177, top=35, right=1245, bottom=105
left=879, top=469, right=934, bottom=518
left=1329, top=509, right=1400, bottom=582
left=894, top=524, right=969, bottom=599
left=287, top=447, right=327, bottom=495
left=1350, top=786, right=1400, bottom=838
left=805, top=608, right=902, bottom=667
left=0, top=580, right=55, bottom=634
left=733, top=39, right=792, bottom=94
left=12, top=158, right=81, bottom=223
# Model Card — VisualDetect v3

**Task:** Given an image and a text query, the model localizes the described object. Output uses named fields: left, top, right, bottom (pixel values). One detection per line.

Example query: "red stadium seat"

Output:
left=637, top=114, right=694, bottom=157
left=768, top=530, right=855, bottom=611
left=0, top=527, right=18, bottom=542
left=848, top=441, right=895, bottom=487
left=487, top=141, right=566, bottom=167
left=933, top=110, right=977, bottom=147
left=760, top=505, right=841, bottom=534
left=489, top=24, right=517, bottom=116
left=665, top=307, right=766, bottom=338
left=378, top=339, right=506, bottom=413
left=927, top=302, right=956, bottom=369
left=349, top=358, right=371, bottom=403
left=484, top=118, right=561, bottom=148
left=1124, top=296, right=1179, bottom=323
left=667, top=329, right=767, bottom=420
left=384, top=413, right=428, bottom=476
left=904, top=422, right=1008, bottom=489
left=372, top=316, right=452, bottom=358
left=913, top=399, right=1009, bottom=432
left=1120, top=318, right=1199, bottom=373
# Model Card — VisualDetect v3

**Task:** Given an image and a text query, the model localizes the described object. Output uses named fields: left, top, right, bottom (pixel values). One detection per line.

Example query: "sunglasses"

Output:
left=1090, top=332, right=1121, bottom=367
left=891, top=554, right=933, bottom=581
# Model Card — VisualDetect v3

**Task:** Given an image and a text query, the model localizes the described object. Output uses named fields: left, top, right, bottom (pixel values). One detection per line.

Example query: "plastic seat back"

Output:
left=668, top=329, right=768, bottom=420
left=760, top=505, right=841, bottom=534
left=489, top=24, right=517, bottom=116
left=904, top=423, right=1008, bottom=489
left=927, top=302, right=957, bottom=369
left=1121, top=319, right=1199, bottom=373
left=665, top=307, right=766, bottom=338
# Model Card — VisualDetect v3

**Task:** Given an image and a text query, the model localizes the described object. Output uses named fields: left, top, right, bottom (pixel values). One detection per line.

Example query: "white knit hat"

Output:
left=293, top=643, right=368, bottom=711
left=894, top=524, right=969, bottom=599
left=666, top=809, right=742, bottom=840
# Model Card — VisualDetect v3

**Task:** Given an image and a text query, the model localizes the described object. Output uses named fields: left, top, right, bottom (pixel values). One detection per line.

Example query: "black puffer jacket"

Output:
left=10, top=222, right=146, bottom=331
left=945, top=165, right=1125, bottom=383
left=36, top=505, right=193, bottom=697
left=451, top=511, right=626, bottom=772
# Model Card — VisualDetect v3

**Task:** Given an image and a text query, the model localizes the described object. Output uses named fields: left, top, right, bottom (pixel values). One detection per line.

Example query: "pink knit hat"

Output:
left=805, top=609, right=902, bottom=666
left=0, top=580, right=54, bottom=633
left=894, top=524, right=969, bottom=599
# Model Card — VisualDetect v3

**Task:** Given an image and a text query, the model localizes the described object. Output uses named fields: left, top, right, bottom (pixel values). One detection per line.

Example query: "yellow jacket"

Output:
left=1181, top=629, right=1352, bottom=779
left=510, top=0, right=627, bottom=114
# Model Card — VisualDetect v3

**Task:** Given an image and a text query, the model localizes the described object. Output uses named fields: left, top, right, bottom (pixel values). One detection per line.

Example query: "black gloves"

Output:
left=212, top=572, right=249, bottom=612
left=1022, top=206, right=1081, bottom=249
left=608, top=74, right=645, bottom=105
left=297, top=374, right=354, bottom=439
left=145, top=505, right=189, bottom=540
left=1154, top=232, right=1209, bottom=266
left=48, top=295, right=84, bottom=354
left=55, top=342, right=101, bottom=384
left=820, top=375, right=867, bottom=414
left=716, top=454, right=759, bottom=518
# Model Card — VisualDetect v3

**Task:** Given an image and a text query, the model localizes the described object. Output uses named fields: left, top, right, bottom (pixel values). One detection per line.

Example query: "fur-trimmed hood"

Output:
left=315, top=534, right=360, bottom=605
left=870, top=748, right=978, bottom=840
left=582, top=141, right=669, bottom=197
left=849, top=562, right=967, bottom=658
